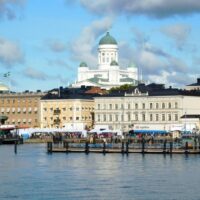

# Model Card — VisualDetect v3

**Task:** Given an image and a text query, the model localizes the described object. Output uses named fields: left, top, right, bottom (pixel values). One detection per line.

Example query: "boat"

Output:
left=0, top=125, right=23, bottom=144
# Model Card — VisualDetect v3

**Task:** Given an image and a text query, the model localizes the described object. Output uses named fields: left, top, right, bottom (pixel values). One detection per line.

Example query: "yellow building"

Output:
left=40, top=98, right=94, bottom=129
left=0, top=91, right=45, bottom=127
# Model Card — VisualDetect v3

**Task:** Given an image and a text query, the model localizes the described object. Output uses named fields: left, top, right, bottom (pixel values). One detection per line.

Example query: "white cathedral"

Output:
left=72, top=32, right=138, bottom=89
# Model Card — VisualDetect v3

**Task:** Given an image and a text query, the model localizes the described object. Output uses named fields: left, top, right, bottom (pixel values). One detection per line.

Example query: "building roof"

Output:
left=100, top=83, right=200, bottom=97
left=99, top=32, right=117, bottom=45
left=186, top=78, right=200, bottom=86
left=79, top=62, right=88, bottom=67
left=42, top=86, right=101, bottom=100
left=181, top=115, right=200, bottom=119
left=110, top=60, right=119, bottom=66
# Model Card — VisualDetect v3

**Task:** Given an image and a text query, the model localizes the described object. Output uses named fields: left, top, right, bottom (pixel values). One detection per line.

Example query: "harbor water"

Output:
left=0, top=144, right=200, bottom=200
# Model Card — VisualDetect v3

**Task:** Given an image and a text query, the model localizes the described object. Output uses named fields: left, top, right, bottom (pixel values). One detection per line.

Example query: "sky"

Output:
left=0, top=0, right=200, bottom=92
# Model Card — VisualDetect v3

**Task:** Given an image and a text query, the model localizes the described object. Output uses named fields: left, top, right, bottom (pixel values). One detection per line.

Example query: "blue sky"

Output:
left=0, top=0, right=200, bottom=92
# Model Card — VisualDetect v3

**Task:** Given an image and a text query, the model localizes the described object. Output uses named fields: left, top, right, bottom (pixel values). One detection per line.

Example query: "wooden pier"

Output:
left=47, top=141, right=200, bottom=155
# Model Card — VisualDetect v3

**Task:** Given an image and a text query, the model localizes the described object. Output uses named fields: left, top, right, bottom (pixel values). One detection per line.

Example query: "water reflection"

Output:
left=0, top=144, right=200, bottom=200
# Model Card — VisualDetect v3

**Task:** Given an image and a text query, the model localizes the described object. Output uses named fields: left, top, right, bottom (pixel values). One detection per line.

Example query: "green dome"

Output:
left=79, top=62, right=88, bottom=67
left=128, top=62, right=136, bottom=68
left=99, top=32, right=117, bottom=45
left=110, top=60, right=118, bottom=66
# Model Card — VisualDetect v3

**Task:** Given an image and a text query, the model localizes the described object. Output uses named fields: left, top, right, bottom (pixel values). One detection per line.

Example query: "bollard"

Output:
left=103, top=142, right=106, bottom=154
left=142, top=138, right=145, bottom=154
left=163, top=140, right=167, bottom=153
left=85, top=141, right=89, bottom=154
left=170, top=141, right=173, bottom=154
left=126, top=142, right=129, bottom=154
left=121, top=142, right=124, bottom=154
left=185, top=141, right=189, bottom=154
left=66, top=142, right=69, bottom=153
left=47, top=142, right=53, bottom=153
left=194, top=137, right=197, bottom=150
left=14, top=140, right=17, bottom=154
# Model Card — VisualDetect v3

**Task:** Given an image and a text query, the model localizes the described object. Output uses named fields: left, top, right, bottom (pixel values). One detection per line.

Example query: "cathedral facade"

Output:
left=72, top=32, right=138, bottom=89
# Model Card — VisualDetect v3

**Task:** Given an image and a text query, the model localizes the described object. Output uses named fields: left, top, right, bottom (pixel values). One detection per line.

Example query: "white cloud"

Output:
left=46, top=39, right=67, bottom=53
left=66, top=0, right=200, bottom=18
left=0, top=37, right=24, bottom=66
left=0, top=0, right=25, bottom=20
left=23, top=67, right=48, bottom=80
left=68, top=17, right=113, bottom=67
left=160, top=24, right=191, bottom=50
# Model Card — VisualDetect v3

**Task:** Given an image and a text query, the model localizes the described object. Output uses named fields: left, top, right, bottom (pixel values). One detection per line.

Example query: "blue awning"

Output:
left=131, top=130, right=168, bottom=134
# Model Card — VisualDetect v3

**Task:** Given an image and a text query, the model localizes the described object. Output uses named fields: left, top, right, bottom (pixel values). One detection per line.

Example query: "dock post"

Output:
left=103, top=142, right=106, bottom=154
left=142, top=138, right=145, bottom=154
left=185, top=141, right=189, bottom=154
left=85, top=141, right=89, bottom=154
left=14, top=140, right=17, bottom=154
left=47, top=142, right=53, bottom=153
left=126, top=142, right=129, bottom=154
left=63, top=141, right=68, bottom=153
left=170, top=141, right=173, bottom=154
left=121, top=142, right=124, bottom=154
left=163, top=140, right=167, bottom=153
left=194, top=137, right=197, bottom=150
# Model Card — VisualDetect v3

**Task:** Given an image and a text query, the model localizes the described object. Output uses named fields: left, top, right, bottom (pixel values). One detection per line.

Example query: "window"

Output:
left=115, top=115, right=118, bottom=121
left=109, top=114, right=112, bottom=121
left=156, top=103, right=159, bottom=109
left=127, top=113, right=131, bottom=121
left=142, top=114, right=145, bottom=121
left=162, top=103, right=165, bottom=109
left=135, top=103, right=138, bottom=109
left=121, top=104, right=124, bottom=109
left=150, top=114, right=153, bottom=121
left=97, top=115, right=100, bottom=122
left=121, top=114, right=124, bottom=121
left=135, top=114, right=138, bottom=121
left=76, top=117, right=79, bottom=120
left=63, top=117, right=66, bottom=120
left=150, top=103, right=153, bottom=109
left=98, top=104, right=100, bottom=110
left=103, top=114, right=106, bottom=121
left=109, top=104, right=112, bottom=109
left=168, top=114, right=171, bottom=121
left=63, top=108, right=66, bottom=111
left=168, top=103, right=171, bottom=109
left=142, top=103, right=145, bottom=109
left=162, top=114, right=165, bottom=121
left=128, top=104, right=131, bottom=109
left=175, top=114, right=178, bottom=121
left=175, top=102, right=178, bottom=109
left=156, top=114, right=159, bottom=121
left=115, top=104, right=118, bottom=109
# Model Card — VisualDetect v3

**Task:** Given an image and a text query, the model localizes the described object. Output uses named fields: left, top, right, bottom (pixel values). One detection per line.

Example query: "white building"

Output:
left=72, top=32, right=138, bottom=90
left=94, top=84, right=200, bottom=132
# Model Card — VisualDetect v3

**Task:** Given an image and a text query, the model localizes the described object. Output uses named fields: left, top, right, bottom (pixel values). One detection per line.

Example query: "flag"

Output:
left=3, top=72, right=10, bottom=78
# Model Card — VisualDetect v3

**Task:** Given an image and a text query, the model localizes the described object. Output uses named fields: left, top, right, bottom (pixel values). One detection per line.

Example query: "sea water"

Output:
left=0, top=144, right=200, bottom=200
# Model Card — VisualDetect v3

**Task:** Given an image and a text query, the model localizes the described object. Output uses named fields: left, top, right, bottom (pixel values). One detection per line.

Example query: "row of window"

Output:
left=43, top=116, right=92, bottom=121
left=1, top=107, right=38, bottom=112
left=97, top=102, right=178, bottom=110
left=96, top=113, right=179, bottom=122
left=1, top=99, right=38, bottom=104
left=43, top=107, right=93, bottom=112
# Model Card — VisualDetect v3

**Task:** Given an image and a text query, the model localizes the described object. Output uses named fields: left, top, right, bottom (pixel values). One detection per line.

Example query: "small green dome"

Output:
left=99, top=32, right=117, bottom=45
left=128, top=62, right=136, bottom=68
left=79, top=62, right=88, bottom=67
left=110, top=60, right=118, bottom=66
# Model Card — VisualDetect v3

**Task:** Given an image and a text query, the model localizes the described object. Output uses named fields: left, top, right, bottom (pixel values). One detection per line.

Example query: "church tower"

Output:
left=98, top=32, right=118, bottom=70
